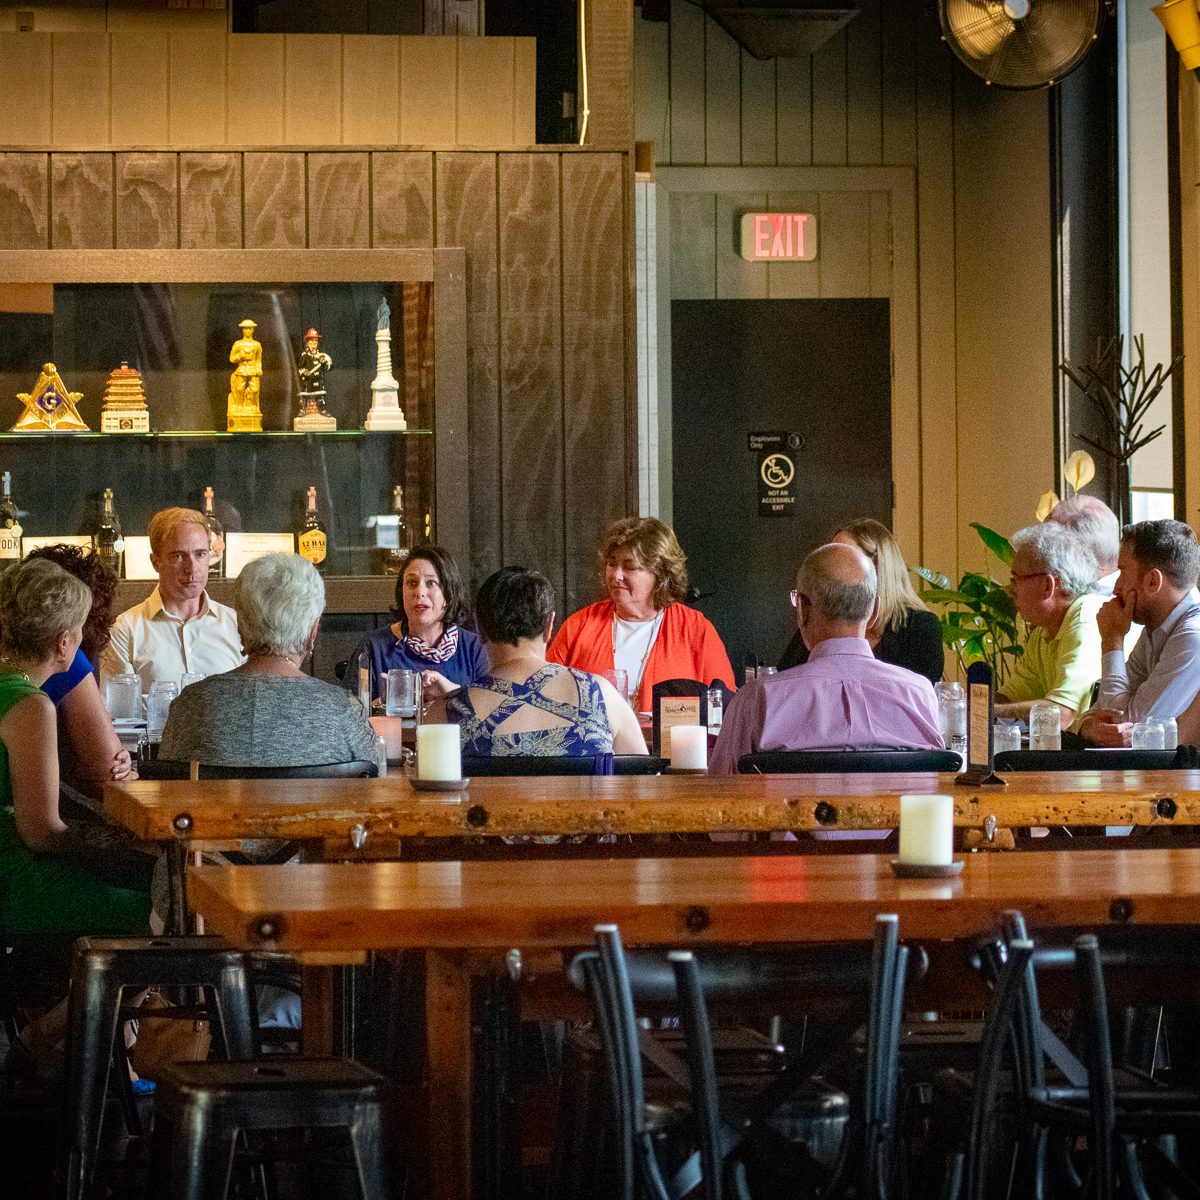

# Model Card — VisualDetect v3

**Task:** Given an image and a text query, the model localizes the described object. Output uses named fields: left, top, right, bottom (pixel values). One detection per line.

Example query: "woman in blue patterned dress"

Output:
left=434, top=566, right=646, bottom=758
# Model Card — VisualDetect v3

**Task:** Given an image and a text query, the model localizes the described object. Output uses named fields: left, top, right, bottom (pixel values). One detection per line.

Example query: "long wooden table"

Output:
left=105, top=769, right=1200, bottom=850
left=189, top=846, right=1200, bottom=1200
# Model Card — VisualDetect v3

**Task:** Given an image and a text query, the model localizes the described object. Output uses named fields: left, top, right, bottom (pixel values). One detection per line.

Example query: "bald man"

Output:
left=709, top=542, right=942, bottom=773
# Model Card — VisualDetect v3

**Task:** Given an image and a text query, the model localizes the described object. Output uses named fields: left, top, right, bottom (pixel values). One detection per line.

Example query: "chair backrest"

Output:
left=995, top=746, right=1196, bottom=771
left=147, top=759, right=378, bottom=780
left=737, top=748, right=961, bottom=774
left=461, top=754, right=667, bottom=777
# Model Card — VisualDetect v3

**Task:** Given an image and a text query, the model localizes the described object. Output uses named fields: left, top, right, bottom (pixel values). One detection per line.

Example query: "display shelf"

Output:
left=0, top=429, right=433, bottom=441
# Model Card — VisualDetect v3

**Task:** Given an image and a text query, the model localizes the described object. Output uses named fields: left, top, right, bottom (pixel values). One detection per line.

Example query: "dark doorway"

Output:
left=671, top=298, right=892, bottom=678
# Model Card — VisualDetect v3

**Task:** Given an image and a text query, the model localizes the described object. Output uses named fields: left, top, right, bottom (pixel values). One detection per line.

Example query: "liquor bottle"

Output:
left=0, top=472, right=21, bottom=570
left=297, top=485, right=328, bottom=571
left=392, top=485, right=409, bottom=551
left=93, top=487, right=124, bottom=578
left=423, top=510, right=432, bottom=541
left=203, top=486, right=225, bottom=578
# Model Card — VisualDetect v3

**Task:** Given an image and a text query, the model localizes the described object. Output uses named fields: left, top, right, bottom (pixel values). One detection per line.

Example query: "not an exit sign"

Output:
left=739, top=212, right=817, bottom=262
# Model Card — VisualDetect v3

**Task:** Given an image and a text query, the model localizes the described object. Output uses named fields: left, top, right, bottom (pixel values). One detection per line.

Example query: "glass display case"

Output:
left=0, top=248, right=467, bottom=601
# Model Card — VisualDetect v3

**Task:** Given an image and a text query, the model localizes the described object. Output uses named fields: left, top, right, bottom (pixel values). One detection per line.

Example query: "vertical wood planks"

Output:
left=228, top=34, right=285, bottom=144
left=52, top=33, right=109, bottom=146
left=0, top=34, right=52, bottom=145
left=704, top=20, right=740, bottom=165
left=845, top=0, right=882, bottom=165
left=243, top=152, right=306, bottom=248
left=669, top=192, right=717, bottom=298
left=110, top=32, right=170, bottom=145
left=0, top=154, right=48, bottom=249
left=563, top=153, right=628, bottom=613
left=307, top=153, right=369, bottom=247
left=765, top=190, right=820, bottom=298
left=401, top=37, right=457, bottom=144
left=775, top=56, right=812, bottom=165
left=811, top=30, right=848, bottom=165
left=634, top=16, right=671, bottom=158
left=180, top=153, right=242, bottom=249
left=881, top=0, right=917, bottom=166
left=372, top=152, right=434, bottom=247
left=816, top=191, right=872, bottom=296
left=670, top=0, right=706, bottom=164
left=436, top=152, right=500, bottom=585
left=169, top=34, right=228, bottom=147
left=457, top=37, right=513, bottom=147
left=585, top=0, right=634, bottom=146
left=740, top=53, right=777, bottom=166
left=115, top=153, right=178, bottom=249
left=716, top=191, right=767, bottom=298
left=868, top=191, right=891, bottom=298
left=343, top=35, right=399, bottom=144
left=51, top=154, right=113, bottom=248
left=284, top=35, right=342, bottom=145
left=498, top=153, right=564, bottom=597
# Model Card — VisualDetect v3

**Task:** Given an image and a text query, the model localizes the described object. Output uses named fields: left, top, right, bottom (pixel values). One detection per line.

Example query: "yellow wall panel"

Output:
left=284, top=34, right=341, bottom=145
left=228, top=34, right=284, bottom=145
left=52, top=33, right=109, bottom=146
left=400, top=36, right=456, bottom=145
left=457, top=37, right=511, bottom=147
left=0, top=33, right=52, bottom=145
left=342, top=35, right=399, bottom=145
left=169, top=33, right=227, bottom=147
left=512, top=37, right=536, bottom=145
left=110, top=31, right=170, bottom=145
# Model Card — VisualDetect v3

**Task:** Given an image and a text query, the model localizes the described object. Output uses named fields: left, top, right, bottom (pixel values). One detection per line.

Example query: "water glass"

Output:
left=1029, top=700, right=1062, bottom=751
left=146, top=680, right=179, bottom=740
left=743, top=665, right=758, bottom=685
left=1132, top=720, right=1166, bottom=750
left=386, top=669, right=421, bottom=720
left=993, top=720, right=1021, bottom=755
left=706, top=687, right=724, bottom=735
left=603, top=669, right=630, bottom=702
left=179, top=671, right=204, bottom=691
left=105, top=672, right=142, bottom=721
left=1161, top=717, right=1179, bottom=750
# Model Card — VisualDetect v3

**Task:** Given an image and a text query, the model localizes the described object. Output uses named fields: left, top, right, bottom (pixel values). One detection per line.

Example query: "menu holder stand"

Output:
left=651, top=679, right=709, bottom=757
left=955, top=662, right=1006, bottom=787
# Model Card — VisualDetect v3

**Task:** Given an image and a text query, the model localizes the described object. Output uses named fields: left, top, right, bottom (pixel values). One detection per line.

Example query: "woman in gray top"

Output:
left=159, top=554, right=376, bottom=768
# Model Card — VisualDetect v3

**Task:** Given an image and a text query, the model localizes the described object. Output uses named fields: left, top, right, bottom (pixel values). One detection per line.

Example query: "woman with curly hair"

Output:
left=23, top=543, right=130, bottom=782
left=547, top=517, right=735, bottom=713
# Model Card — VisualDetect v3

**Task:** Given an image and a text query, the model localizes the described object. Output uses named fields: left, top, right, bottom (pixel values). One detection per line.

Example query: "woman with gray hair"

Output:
left=995, top=521, right=1104, bottom=727
left=159, top=554, right=376, bottom=767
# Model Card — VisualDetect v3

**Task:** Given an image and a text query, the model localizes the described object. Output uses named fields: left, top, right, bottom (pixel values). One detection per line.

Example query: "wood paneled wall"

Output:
left=0, top=147, right=633, bottom=613
left=0, top=32, right=535, bottom=148
left=637, top=0, right=1056, bottom=584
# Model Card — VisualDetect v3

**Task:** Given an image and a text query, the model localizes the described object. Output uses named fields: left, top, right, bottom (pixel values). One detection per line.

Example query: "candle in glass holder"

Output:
left=416, top=723, right=462, bottom=781
left=670, top=725, right=707, bottom=770
left=898, top=794, right=953, bottom=866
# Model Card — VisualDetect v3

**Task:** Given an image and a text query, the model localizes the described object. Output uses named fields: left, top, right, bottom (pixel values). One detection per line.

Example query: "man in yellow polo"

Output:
left=996, top=521, right=1104, bottom=730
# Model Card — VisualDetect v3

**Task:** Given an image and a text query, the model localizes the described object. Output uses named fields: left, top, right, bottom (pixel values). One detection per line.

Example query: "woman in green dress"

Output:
left=0, top=558, right=149, bottom=937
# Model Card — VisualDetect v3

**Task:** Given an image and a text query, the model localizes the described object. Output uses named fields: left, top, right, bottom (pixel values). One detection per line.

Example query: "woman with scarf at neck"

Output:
left=343, top=544, right=487, bottom=708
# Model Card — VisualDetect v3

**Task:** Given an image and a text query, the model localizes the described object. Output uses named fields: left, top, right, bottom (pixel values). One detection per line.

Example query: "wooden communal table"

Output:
left=190, top=847, right=1200, bottom=1200
left=104, top=769, right=1200, bottom=853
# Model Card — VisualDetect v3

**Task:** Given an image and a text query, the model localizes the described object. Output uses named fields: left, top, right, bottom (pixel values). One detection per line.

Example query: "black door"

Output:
left=671, top=298, right=893, bottom=678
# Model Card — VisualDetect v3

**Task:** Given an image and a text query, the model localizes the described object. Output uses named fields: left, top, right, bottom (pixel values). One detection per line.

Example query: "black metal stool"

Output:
left=150, top=1058, right=390, bottom=1199
left=64, top=935, right=256, bottom=1200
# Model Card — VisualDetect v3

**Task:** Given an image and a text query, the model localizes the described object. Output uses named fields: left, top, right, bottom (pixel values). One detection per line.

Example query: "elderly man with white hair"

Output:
left=709, top=542, right=942, bottom=773
left=1045, top=495, right=1121, bottom=595
left=159, top=553, right=376, bottom=767
left=995, top=522, right=1103, bottom=729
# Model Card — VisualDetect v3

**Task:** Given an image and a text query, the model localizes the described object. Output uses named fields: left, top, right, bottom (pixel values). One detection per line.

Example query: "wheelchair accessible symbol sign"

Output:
left=749, top=431, right=800, bottom=517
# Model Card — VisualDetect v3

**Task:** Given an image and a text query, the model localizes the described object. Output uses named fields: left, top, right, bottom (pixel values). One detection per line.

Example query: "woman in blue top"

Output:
left=344, top=544, right=487, bottom=708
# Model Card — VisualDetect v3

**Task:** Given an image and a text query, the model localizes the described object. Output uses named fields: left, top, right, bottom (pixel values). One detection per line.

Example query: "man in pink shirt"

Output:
left=710, top=542, right=943, bottom=774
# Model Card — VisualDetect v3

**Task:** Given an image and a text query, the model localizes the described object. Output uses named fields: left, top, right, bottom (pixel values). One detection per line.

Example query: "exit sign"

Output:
left=739, top=212, right=817, bottom=263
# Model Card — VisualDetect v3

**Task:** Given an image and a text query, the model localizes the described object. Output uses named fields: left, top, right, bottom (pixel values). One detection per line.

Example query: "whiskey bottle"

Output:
left=203, top=486, right=225, bottom=578
left=93, top=487, right=124, bottom=578
left=297, top=486, right=328, bottom=571
left=0, top=472, right=21, bottom=570
left=393, top=485, right=409, bottom=551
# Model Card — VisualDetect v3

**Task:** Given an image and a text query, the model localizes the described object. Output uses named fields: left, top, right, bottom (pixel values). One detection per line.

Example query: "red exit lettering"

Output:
left=740, top=212, right=817, bottom=263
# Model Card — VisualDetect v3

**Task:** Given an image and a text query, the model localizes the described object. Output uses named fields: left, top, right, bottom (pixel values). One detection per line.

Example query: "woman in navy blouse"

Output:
left=344, top=544, right=487, bottom=709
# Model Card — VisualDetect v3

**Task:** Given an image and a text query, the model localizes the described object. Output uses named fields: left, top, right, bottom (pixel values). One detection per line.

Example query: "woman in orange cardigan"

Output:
left=547, top=517, right=735, bottom=714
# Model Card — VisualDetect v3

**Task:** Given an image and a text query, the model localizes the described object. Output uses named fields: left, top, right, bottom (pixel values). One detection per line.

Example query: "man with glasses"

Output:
left=994, top=522, right=1103, bottom=729
left=100, top=507, right=244, bottom=691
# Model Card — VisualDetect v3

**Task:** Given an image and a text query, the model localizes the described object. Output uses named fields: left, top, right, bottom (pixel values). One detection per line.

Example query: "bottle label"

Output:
left=298, top=529, right=327, bottom=564
left=112, top=538, right=125, bottom=554
left=0, top=528, right=19, bottom=559
left=210, top=533, right=225, bottom=559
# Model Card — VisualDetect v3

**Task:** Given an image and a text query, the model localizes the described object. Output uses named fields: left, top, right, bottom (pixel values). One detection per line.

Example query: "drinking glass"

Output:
left=1161, top=717, right=1179, bottom=751
left=603, top=669, right=630, bottom=702
left=743, top=666, right=758, bottom=685
left=1132, top=720, right=1165, bottom=750
left=1029, top=700, right=1062, bottom=751
left=179, top=672, right=204, bottom=691
left=146, top=680, right=179, bottom=740
left=105, top=673, right=142, bottom=721
left=993, top=720, right=1021, bottom=755
left=386, top=669, right=421, bottom=720
left=706, top=687, right=724, bottom=735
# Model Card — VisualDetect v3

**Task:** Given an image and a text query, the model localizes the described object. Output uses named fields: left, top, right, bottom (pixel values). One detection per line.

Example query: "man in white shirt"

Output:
left=100, top=507, right=245, bottom=691
left=1079, top=519, right=1200, bottom=746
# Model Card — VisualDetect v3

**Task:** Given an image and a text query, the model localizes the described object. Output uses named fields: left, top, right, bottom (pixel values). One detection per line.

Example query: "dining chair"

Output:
left=995, top=747, right=1196, bottom=772
left=737, top=749, right=961, bottom=774
left=142, top=759, right=379, bottom=780
left=461, top=754, right=666, bottom=776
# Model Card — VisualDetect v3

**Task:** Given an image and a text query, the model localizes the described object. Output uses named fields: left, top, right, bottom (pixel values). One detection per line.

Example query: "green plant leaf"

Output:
left=970, top=523, right=1014, bottom=566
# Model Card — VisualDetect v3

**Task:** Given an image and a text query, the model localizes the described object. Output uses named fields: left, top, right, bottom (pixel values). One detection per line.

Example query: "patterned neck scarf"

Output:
left=400, top=624, right=460, bottom=664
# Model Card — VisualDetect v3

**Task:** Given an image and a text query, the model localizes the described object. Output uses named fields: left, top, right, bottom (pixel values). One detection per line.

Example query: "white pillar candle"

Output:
left=898, top=794, right=954, bottom=866
left=670, top=725, right=708, bottom=770
left=416, top=723, right=462, bottom=781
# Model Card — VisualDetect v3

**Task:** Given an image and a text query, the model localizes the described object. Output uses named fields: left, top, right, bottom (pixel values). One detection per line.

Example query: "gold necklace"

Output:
left=0, top=655, right=30, bottom=683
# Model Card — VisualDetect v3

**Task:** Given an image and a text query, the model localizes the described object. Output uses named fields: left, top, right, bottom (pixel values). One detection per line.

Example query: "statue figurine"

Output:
left=13, top=362, right=88, bottom=432
left=227, top=318, right=263, bottom=433
left=364, top=296, right=407, bottom=430
left=294, top=327, right=336, bottom=432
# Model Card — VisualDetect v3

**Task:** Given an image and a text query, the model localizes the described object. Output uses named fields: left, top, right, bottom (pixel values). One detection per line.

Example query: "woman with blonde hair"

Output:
left=779, top=518, right=943, bottom=683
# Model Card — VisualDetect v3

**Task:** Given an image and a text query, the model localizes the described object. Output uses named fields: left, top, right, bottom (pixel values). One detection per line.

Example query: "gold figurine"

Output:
left=227, top=318, right=263, bottom=433
left=13, top=362, right=88, bottom=432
